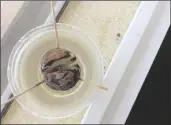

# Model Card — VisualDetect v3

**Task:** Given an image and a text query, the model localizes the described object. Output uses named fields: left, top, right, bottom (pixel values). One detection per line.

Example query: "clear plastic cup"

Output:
left=7, top=23, right=103, bottom=118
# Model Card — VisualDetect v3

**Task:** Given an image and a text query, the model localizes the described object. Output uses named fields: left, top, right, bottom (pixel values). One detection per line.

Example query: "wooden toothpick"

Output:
left=1, top=80, right=44, bottom=106
left=50, top=0, right=60, bottom=49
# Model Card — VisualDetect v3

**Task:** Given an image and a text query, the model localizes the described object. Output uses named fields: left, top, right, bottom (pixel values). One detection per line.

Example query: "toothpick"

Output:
left=50, top=0, right=60, bottom=49
left=1, top=80, right=44, bottom=106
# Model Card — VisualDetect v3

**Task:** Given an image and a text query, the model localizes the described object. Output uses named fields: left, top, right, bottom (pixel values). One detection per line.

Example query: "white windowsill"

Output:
left=82, top=1, right=170, bottom=124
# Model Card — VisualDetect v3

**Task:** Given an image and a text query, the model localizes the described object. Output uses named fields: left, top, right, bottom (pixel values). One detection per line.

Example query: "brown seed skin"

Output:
left=41, top=48, right=81, bottom=91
